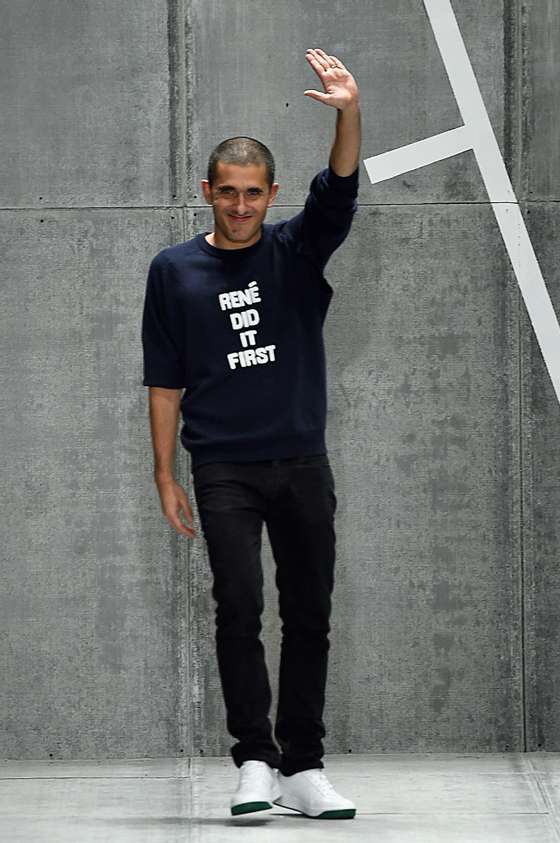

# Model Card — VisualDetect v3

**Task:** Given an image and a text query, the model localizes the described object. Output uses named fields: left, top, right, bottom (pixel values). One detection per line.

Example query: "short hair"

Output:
left=207, top=136, right=275, bottom=191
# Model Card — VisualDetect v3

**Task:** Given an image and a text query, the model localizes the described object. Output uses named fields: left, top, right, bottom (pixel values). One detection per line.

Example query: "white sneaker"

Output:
left=230, top=760, right=281, bottom=816
left=273, top=768, right=356, bottom=819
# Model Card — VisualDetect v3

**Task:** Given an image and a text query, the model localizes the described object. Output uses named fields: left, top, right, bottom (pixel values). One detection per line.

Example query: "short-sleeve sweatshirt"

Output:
left=141, top=164, right=359, bottom=469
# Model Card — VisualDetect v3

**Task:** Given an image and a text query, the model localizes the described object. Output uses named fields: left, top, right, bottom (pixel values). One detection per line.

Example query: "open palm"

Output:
left=304, top=47, right=359, bottom=110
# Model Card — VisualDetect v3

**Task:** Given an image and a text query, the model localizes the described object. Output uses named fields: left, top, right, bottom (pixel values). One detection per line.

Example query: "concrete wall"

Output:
left=1, top=0, right=559, bottom=759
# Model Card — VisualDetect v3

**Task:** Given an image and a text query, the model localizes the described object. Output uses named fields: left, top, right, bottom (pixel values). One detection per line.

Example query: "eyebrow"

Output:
left=215, top=185, right=265, bottom=191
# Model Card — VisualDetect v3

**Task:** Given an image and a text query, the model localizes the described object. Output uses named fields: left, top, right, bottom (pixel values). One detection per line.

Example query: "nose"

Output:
left=234, top=196, right=248, bottom=214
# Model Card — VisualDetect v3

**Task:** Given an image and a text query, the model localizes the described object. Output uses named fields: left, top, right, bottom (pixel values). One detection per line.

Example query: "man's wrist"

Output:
left=338, top=99, right=360, bottom=114
left=155, top=471, right=175, bottom=485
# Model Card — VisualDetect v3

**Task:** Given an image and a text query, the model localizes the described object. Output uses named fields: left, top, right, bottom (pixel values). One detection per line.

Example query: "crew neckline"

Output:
left=196, top=228, right=266, bottom=259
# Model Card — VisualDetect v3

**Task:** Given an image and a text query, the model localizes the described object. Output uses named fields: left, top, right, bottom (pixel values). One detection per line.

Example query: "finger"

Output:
left=306, top=48, right=329, bottom=72
left=305, top=52, right=325, bottom=79
left=314, top=47, right=336, bottom=69
left=172, top=501, right=197, bottom=535
left=178, top=498, right=194, bottom=525
left=169, top=516, right=196, bottom=536
left=175, top=492, right=189, bottom=513
left=329, top=55, right=343, bottom=69
left=304, top=90, right=328, bottom=103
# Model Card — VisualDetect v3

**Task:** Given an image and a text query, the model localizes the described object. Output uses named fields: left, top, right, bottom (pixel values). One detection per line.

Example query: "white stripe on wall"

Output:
left=363, top=0, right=560, bottom=405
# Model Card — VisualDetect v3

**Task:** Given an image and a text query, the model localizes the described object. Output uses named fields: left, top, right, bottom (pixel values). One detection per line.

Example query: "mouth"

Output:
left=230, top=215, right=251, bottom=222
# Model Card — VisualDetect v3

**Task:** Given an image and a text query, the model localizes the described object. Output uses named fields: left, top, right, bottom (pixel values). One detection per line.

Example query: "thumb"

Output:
left=304, top=89, right=328, bottom=103
left=177, top=493, right=193, bottom=522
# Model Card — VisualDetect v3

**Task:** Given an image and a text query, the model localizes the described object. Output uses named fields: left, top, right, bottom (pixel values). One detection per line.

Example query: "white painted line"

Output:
left=363, top=125, right=472, bottom=184
left=425, top=0, right=517, bottom=203
left=494, top=203, right=560, bottom=362
left=363, top=0, right=560, bottom=405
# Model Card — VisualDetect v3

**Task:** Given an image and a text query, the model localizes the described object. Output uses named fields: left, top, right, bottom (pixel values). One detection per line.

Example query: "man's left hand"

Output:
left=304, top=48, right=359, bottom=111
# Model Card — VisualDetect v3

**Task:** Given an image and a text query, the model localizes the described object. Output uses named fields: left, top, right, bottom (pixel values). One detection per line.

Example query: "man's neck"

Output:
left=205, top=228, right=262, bottom=250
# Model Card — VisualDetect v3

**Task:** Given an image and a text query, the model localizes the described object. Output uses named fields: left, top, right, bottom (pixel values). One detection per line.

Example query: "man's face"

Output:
left=201, top=161, right=279, bottom=249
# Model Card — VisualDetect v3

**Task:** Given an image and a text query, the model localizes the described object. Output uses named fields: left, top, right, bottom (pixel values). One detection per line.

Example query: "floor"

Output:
left=2, top=752, right=560, bottom=842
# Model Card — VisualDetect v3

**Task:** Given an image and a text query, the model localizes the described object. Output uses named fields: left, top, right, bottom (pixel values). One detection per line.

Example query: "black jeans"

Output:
left=192, top=453, right=337, bottom=777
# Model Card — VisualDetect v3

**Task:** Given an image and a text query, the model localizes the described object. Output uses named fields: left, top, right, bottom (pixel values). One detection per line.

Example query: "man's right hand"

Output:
left=156, top=477, right=197, bottom=538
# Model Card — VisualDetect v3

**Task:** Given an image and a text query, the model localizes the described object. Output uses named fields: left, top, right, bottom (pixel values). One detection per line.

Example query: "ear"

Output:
left=201, top=179, right=212, bottom=204
left=267, top=182, right=280, bottom=206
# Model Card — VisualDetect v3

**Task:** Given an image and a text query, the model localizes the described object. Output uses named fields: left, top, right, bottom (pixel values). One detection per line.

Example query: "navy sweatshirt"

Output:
left=141, top=163, right=359, bottom=469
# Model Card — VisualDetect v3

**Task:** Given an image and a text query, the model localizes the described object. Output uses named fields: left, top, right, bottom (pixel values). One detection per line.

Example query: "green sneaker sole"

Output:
left=315, top=808, right=356, bottom=819
left=273, top=800, right=356, bottom=819
left=231, top=800, right=272, bottom=815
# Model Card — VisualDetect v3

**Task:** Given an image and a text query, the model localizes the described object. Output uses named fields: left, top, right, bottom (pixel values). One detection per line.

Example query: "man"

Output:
left=141, top=47, right=361, bottom=819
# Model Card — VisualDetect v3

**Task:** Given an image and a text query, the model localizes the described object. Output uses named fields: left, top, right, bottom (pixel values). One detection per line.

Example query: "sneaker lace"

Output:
left=306, top=769, right=337, bottom=796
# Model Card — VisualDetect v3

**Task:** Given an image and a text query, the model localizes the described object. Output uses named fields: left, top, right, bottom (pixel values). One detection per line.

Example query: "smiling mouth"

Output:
left=230, top=215, right=251, bottom=222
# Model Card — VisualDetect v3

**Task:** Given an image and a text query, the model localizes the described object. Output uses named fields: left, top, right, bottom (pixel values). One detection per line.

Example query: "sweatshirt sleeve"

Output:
left=141, top=253, right=186, bottom=388
left=276, top=164, right=359, bottom=274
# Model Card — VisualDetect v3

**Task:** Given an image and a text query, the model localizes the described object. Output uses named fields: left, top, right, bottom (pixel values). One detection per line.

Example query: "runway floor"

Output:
left=2, top=751, right=560, bottom=841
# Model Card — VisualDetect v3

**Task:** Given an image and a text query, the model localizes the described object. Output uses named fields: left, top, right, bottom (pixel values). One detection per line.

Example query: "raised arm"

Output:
left=274, top=49, right=361, bottom=274
left=304, top=47, right=361, bottom=176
